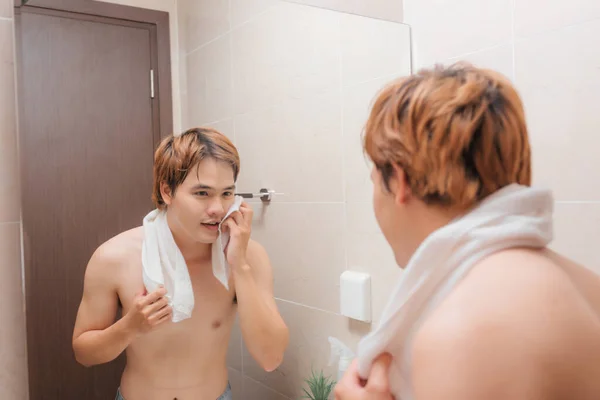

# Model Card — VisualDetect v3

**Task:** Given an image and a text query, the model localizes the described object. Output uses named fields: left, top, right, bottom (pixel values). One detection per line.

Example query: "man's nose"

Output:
left=207, top=198, right=225, bottom=217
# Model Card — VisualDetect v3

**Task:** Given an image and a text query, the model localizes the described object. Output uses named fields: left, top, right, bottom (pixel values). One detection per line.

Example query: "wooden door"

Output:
left=16, top=4, right=165, bottom=398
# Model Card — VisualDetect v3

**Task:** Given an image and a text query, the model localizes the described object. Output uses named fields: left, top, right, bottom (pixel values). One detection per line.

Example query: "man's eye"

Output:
left=196, top=191, right=209, bottom=196
left=223, top=192, right=233, bottom=197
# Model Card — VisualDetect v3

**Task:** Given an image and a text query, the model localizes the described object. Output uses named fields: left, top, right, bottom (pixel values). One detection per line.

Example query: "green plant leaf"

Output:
left=301, top=368, right=336, bottom=400
left=302, top=387, right=316, bottom=400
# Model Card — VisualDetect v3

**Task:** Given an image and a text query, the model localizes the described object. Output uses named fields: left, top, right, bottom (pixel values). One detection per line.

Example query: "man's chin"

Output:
left=193, top=233, right=218, bottom=245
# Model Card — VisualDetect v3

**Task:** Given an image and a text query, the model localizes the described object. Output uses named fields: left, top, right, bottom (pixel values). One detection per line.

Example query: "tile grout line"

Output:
left=173, top=2, right=184, bottom=131
left=280, top=0, right=404, bottom=25
left=240, top=200, right=600, bottom=206
left=228, top=3, right=237, bottom=147
left=555, top=201, right=600, bottom=204
left=205, top=71, right=402, bottom=130
left=244, top=375, right=292, bottom=399
left=514, top=15, right=600, bottom=43
left=407, top=23, right=415, bottom=74
left=339, top=12, right=349, bottom=286
left=227, top=0, right=245, bottom=391
left=185, top=4, right=276, bottom=58
left=511, top=0, right=516, bottom=80
left=446, top=41, right=514, bottom=62
left=246, top=201, right=345, bottom=205
left=186, top=30, right=229, bottom=58
left=203, top=116, right=232, bottom=127
left=441, top=16, right=600, bottom=65
left=0, top=221, right=20, bottom=226
left=274, top=297, right=341, bottom=317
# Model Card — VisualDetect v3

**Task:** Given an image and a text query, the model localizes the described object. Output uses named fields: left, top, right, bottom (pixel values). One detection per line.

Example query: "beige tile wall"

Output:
left=403, top=0, right=600, bottom=271
left=0, top=0, right=10, bottom=19
left=0, top=1, right=29, bottom=398
left=177, top=0, right=410, bottom=398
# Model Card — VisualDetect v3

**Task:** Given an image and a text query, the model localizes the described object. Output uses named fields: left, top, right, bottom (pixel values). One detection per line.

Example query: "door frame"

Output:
left=14, top=0, right=174, bottom=138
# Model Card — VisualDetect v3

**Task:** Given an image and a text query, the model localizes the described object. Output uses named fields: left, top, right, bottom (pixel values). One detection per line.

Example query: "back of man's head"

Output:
left=364, top=62, right=531, bottom=211
left=152, top=127, right=240, bottom=210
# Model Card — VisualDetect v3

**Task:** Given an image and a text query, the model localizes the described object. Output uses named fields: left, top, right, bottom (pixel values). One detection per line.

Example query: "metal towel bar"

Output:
left=235, top=188, right=282, bottom=203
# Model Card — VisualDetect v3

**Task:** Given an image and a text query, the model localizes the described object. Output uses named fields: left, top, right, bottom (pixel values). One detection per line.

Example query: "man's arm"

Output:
left=234, top=239, right=289, bottom=372
left=72, top=246, right=137, bottom=367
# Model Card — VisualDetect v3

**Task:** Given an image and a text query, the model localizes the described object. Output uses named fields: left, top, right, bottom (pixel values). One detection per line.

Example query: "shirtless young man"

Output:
left=334, top=63, right=600, bottom=399
left=72, top=127, right=289, bottom=400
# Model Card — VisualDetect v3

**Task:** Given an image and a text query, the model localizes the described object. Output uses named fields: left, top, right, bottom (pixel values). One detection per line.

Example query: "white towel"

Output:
left=142, top=209, right=194, bottom=322
left=212, top=195, right=244, bottom=290
left=141, top=195, right=244, bottom=323
left=355, top=183, right=554, bottom=399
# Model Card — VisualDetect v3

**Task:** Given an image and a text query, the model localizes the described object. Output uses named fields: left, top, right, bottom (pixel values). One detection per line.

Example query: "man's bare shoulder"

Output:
left=246, top=239, right=268, bottom=263
left=417, top=248, right=600, bottom=343
left=88, top=226, right=144, bottom=270
left=411, top=248, right=600, bottom=399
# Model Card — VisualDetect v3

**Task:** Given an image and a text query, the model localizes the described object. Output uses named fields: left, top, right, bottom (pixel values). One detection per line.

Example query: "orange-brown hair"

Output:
left=152, top=127, right=240, bottom=209
left=363, top=62, right=531, bottom=210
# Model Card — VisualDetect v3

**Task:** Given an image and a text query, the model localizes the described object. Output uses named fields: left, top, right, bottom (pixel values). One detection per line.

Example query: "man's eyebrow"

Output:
left=191, top=183, right=213, bottom=190
left=191, top=183, right=236, bottom=191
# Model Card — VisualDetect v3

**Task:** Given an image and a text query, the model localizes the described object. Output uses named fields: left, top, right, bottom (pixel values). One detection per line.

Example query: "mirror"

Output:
left=178, top=1, right=411, bottom=397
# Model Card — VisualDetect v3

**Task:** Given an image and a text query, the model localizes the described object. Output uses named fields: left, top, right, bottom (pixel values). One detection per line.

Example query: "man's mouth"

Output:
left=201, top=222, right=220, bottom=231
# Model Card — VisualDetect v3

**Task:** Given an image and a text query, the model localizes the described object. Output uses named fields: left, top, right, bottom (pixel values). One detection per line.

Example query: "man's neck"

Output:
left=417, top=205, right=462, bottom=240
left=397, top=202, right=466, bottom=267
left=174, top=236, right=212, bottom=265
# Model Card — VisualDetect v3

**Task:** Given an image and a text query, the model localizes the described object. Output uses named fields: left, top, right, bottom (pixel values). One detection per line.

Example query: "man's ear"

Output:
left=390, top=163, right=411, bottom=205
left=160, top=182, right=173, bottom=206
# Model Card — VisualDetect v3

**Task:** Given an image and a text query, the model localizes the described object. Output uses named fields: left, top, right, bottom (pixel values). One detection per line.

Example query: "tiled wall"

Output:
left=177, top=0, right=410, bottom=398
left=0, top=1, right=29, bottom=399
left=403, top=0, right=600, bottom=272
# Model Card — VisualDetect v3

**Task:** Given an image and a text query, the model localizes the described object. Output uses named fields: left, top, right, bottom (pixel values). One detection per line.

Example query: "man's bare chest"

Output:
left=117, top=259, right=237, bottom=333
